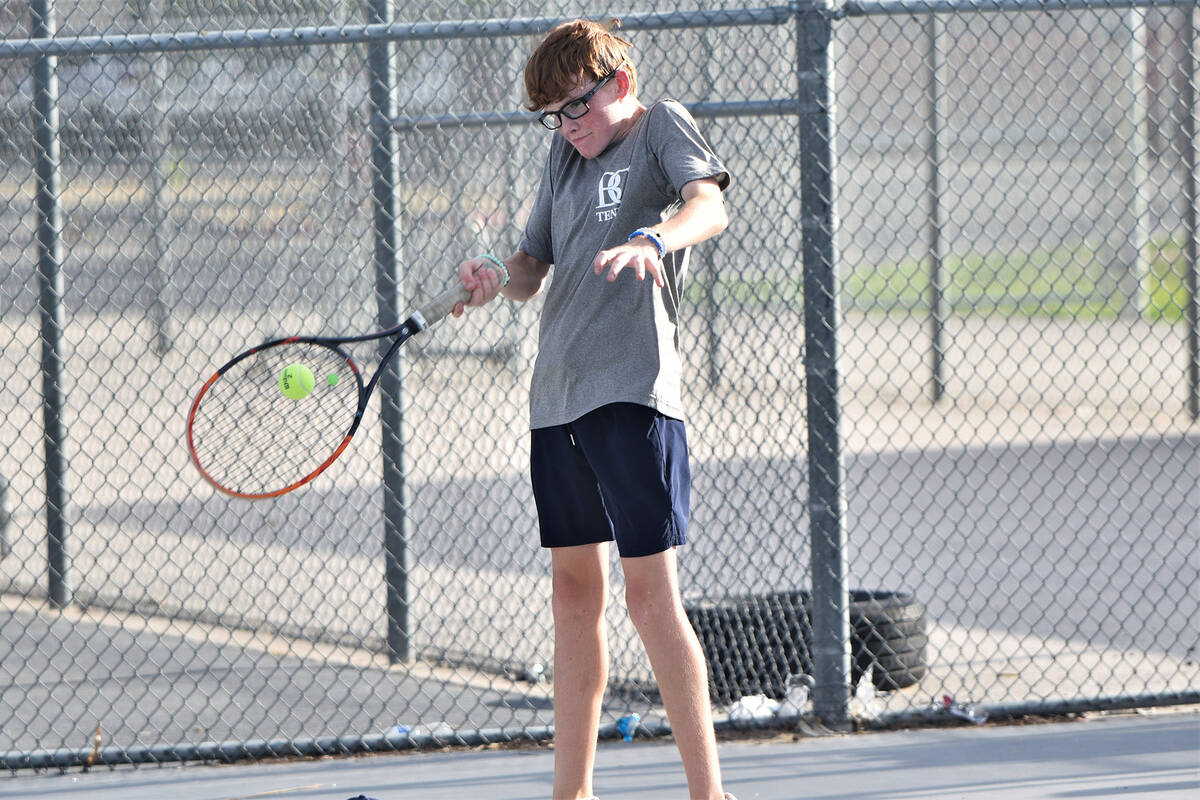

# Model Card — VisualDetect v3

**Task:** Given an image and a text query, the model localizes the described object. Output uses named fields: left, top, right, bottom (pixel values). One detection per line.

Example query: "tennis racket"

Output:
left=186, top=284, right=470, bottom=499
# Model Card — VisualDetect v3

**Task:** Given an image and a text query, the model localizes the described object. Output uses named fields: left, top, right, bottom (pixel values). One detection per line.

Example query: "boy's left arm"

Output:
left=593, top=177, right=728, bottom=287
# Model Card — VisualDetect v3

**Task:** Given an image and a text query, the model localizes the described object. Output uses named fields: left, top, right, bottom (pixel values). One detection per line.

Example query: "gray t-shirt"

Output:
left=518, top=99, right=730, bottom=429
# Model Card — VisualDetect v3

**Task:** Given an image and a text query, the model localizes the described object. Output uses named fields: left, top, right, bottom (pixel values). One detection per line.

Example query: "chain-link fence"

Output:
left=0, top=0, right=1197, bottom=769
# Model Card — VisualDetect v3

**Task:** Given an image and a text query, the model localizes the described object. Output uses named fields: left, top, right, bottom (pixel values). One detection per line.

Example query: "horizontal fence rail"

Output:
left=842, top=0, right=1197, bottom=15
left=0, top=6, right=797, bottom=59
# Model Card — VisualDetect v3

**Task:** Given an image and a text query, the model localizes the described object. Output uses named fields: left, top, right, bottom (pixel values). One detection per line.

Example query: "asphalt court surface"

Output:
left=1, top=710, right=1195, bottom=800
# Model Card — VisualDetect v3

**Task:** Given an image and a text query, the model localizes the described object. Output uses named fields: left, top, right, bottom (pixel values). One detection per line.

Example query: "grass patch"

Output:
left=688, top=238, right=1194, bottom=323
left=1145, top=240, right=1192, bottom=323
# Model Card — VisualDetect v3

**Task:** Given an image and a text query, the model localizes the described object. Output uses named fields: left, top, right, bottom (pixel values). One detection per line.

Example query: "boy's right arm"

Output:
left=452, top=251, right=550, bottom=317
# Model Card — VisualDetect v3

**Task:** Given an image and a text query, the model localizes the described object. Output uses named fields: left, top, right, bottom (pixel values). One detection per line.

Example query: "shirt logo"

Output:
left=595, top=169, right=629, bottom=221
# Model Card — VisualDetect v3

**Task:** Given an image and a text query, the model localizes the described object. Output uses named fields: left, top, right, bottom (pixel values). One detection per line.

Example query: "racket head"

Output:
left=187, top=339, right=365, bottom=499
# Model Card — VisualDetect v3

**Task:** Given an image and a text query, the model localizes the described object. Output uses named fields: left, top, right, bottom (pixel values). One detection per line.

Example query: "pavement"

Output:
left=1, top=710, right=1196, bottom=800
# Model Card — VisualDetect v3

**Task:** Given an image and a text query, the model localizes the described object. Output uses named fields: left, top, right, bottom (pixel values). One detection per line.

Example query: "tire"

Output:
left=685, top=591, right=813, bottom=705
left=849, top=590, right=927, bottom=691
left=685, top=588, right=928, bottom=704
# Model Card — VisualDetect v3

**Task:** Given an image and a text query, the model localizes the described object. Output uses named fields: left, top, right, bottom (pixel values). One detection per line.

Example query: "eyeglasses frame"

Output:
left=537, top=65, right=623, bottom=131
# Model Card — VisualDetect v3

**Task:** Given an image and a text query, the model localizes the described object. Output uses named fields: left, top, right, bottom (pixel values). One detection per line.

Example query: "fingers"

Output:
left=593, top=245, right=665, bottom=288
left=453, top=258, right=503, bottom=317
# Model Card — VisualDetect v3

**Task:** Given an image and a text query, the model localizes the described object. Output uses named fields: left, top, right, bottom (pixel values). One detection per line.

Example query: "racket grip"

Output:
left=414, top=284, right=472, bottom=329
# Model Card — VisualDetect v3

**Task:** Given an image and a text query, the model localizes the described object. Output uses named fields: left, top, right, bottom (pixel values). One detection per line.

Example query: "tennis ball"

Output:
left=279, top=364, right=315, bottom=400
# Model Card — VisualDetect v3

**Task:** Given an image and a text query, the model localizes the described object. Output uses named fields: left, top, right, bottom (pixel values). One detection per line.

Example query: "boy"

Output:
left=454, top=19, right=735, bottom=800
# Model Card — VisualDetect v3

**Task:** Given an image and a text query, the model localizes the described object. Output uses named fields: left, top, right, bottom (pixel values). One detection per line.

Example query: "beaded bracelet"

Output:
left=627, top=228, right=666, bottom=259
left=478, top=253, right=510, bottom=287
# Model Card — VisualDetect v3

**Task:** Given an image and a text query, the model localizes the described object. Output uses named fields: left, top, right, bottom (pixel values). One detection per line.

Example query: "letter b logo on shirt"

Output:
left=597, top=169, right=629, bottom=210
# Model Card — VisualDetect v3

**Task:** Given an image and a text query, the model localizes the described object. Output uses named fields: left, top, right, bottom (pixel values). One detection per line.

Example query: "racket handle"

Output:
left=413, top=284, right=472, bottom=330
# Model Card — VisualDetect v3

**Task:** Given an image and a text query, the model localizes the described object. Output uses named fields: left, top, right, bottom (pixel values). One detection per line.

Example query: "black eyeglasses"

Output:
left=537, top=66, right=622, bottom=130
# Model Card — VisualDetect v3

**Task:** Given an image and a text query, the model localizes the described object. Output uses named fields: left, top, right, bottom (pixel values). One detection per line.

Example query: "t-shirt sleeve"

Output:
left=518, top=152, right=555, bottom=265
left=647, top=100, right=731, bottom=195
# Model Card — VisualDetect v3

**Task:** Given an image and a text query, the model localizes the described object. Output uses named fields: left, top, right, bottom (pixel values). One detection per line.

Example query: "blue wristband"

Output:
left=628, top=228, right=666, bottom=259
left=478, top=253, right=510, bottom=286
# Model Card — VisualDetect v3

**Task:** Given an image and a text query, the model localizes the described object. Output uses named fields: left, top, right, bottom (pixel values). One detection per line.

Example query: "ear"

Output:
left=614, top=67, right=633, bottom=99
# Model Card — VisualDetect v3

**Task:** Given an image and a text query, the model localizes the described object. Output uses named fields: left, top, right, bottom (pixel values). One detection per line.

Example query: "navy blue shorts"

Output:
left=530, top=403, right=690, bottom=559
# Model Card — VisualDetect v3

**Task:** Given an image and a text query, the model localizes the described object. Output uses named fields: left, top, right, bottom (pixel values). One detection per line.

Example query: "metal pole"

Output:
left=0, top=471, right=10, bottom=560
left=0, top=7, right=797, bottom=60
left=31, top=0, right=70, bottom=608
left=499, top=41, right=525, bottom=373
left=367, top=0, right=409, bottom=663
left=925, top=12, right=947, bottom=404
left=1114, top=7, right=1150, bottom=317
left=870, top=688, right=1200, bottom=730
left=699, top=8, right=723, bottom=389
left=134, top=0, right=176, bottom=356
left=702, top=238, right=722, bottom=389
left=6, top=684, right=1195, bottom=771
left=797, top=0, right=850, bottom=730
left=1184, top=6, right=1198, bottom=421
left=843, top=0, right=1196, bottom=17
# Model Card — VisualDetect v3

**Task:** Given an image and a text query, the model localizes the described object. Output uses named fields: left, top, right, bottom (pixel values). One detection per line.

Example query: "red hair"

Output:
left=524, top=19, right=637, bottom=111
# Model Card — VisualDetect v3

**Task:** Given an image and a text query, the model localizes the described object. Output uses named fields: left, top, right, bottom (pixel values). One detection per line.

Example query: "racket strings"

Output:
left=190, top=343, right=360, bottom=496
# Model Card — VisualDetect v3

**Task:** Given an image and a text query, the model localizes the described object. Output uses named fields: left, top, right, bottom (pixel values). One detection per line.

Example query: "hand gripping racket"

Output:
left=186, top=284, right=469, bottom=499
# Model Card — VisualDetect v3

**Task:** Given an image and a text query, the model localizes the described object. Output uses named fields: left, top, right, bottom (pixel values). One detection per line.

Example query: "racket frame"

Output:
left=186, top=286, right=467, bottom=499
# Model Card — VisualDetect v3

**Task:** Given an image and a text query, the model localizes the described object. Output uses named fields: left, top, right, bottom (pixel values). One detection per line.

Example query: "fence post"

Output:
left=925, top=12, right=947, bottom=404
left=133, top=0, right=176, bottom=357
left=31, top=0, right=70, bottom=609
left=367, top=0, right=410, bottom=664
left=698, top=19, right=723, bottom=389
left=797, top=0, right=850, bottom=729
left=1184, top=6, right=1198, bottom=421
left=1113, top=7, right=1151, bottom=316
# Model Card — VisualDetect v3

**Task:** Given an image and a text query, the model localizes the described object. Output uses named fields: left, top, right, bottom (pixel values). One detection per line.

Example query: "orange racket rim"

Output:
left=185, top=368, right=357, bottom=500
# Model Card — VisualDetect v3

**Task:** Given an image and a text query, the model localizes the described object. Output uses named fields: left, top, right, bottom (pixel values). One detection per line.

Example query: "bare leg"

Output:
left=623, top=549, right=725, bottom=800
left=550, top=543, right=609, bottom=800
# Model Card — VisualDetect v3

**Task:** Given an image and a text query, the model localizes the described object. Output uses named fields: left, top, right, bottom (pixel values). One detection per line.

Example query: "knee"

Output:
left=553, top=567, right=606, bottom=621
left=624, top=580, right=679, bottom=634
